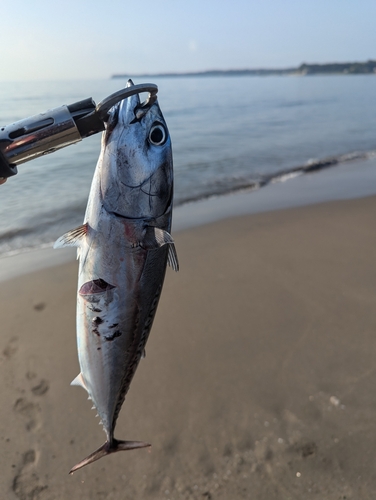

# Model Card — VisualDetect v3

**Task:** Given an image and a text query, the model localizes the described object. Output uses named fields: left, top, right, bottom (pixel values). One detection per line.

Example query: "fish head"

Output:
left=100, top=80, right=173, bottom=220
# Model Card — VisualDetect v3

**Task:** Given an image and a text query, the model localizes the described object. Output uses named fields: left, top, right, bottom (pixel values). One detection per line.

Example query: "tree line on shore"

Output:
left=112, top=60, right=376, bottom=78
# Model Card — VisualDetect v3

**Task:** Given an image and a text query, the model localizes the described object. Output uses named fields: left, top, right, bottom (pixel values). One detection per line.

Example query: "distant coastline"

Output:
left=112, top=60, right=376, bottom=78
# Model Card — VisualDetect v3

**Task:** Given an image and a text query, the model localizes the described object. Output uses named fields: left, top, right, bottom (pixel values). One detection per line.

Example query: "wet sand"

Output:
left=1, top=195, right=376, bottom=499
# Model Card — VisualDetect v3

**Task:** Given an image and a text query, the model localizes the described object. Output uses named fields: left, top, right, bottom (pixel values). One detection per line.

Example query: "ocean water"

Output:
left=0, top=75, right=376, bottom=255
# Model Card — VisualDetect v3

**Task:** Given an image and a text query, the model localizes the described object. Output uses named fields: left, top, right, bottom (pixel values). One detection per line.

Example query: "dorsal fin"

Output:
left=54, top=223, right=88, bottom=249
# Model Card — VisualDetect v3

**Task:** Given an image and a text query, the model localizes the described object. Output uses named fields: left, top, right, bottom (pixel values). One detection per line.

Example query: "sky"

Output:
left=0, top=0, right=375, bottom=81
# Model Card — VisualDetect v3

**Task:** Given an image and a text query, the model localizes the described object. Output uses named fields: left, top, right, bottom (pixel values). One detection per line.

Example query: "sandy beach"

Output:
left=1, top=194, right=376, bottom=499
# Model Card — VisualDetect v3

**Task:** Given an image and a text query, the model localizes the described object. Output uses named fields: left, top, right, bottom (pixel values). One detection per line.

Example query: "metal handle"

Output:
left=0, top=83, right=159, bottom=178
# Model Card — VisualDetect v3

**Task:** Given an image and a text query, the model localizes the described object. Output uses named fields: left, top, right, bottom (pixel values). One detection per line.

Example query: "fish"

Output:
left=54, top=79, right=178, bottom=474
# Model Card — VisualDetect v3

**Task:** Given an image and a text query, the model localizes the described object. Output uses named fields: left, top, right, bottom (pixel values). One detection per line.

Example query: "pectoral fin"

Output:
left=143, top=227, right=173, bottom=247
left=142, top=227, right=179, bottom=271
left=167, top=243, right=179, bottom=272
left=54, top=223, right=88, bottom=249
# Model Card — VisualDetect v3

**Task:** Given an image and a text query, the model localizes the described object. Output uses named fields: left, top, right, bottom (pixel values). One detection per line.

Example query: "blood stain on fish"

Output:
left=79, top=279, right=115, bottom=295
left=92, top=317, right=104, bottom=326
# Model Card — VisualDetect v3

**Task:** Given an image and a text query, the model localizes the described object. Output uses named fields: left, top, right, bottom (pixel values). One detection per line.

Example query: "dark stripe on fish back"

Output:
left=111, top=285, right=162, bottom=428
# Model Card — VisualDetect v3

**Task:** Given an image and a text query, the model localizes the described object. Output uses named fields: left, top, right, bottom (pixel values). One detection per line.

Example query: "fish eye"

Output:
left=149, top=123, right=167, bottom=146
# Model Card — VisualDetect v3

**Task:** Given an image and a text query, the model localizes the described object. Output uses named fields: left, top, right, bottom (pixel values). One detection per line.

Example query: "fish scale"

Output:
left=54, top=80, right=178, bottom=473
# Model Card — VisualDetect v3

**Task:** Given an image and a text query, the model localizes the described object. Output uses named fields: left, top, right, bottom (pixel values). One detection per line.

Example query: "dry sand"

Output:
left=1, top=195, right=376, bottom=499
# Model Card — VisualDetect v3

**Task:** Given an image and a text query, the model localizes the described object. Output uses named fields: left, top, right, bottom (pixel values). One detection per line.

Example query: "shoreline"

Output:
left=1, top=153, right=376, bottom=282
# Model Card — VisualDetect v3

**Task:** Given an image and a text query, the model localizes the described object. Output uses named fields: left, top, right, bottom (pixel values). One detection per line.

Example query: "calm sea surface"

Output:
left=0, top=75, right=376, bottom=255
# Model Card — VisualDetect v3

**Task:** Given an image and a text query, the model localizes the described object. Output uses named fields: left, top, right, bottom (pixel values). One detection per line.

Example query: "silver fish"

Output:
left=55, top=80, right=178, bottom=473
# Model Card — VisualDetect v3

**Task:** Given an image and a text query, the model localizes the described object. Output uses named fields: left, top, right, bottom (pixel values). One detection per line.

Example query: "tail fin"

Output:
left=69, top=439, right=151, bottom=474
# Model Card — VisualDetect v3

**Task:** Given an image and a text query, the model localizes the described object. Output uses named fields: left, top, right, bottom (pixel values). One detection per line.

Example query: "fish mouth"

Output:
left=124, top=79, right=156, bottom=124
left=119, top=170, right=154, bottom=191
left=107, top=211, right=144, bottom=221
left=107, top=188, right=173, bottom=221
left=126, top=79, right=141, bottom=113
left=116, top=79, right=143, bottom=126
left=106, top=79, right=156, bottom=132
left=105, top=80, right=140, bottom=132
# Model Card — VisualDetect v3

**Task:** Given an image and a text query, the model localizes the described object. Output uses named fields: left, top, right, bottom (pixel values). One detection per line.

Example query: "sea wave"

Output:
left=0, top=148, right=375, bottom=258
left=174, top=149, right=376, bottom=206
left=0, top=202, right=86, bottom=256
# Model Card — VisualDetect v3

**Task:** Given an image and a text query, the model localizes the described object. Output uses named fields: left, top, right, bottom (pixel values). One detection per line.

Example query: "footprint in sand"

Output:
left=12, top=449, right=47, bottom=500
left=26, top=371, right=50, bottom=397
left=3, top=336, right=18, bottom=359
left=13, top=398, right=41, bottom=432
left=31, top=379, right=49, bottom=397
left=14, top=372, right=50, bottom=430
left=33, top=302, right=46, bottom=312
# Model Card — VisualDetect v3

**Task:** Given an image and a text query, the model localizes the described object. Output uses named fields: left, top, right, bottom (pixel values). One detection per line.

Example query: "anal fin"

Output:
left=70, top=373, right=88, bottom=391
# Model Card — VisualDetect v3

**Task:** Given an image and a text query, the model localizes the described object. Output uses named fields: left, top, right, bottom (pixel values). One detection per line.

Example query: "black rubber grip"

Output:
left=67, top=98, right=104, bottom=138
left=0, top=147, right=17, bottom=178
